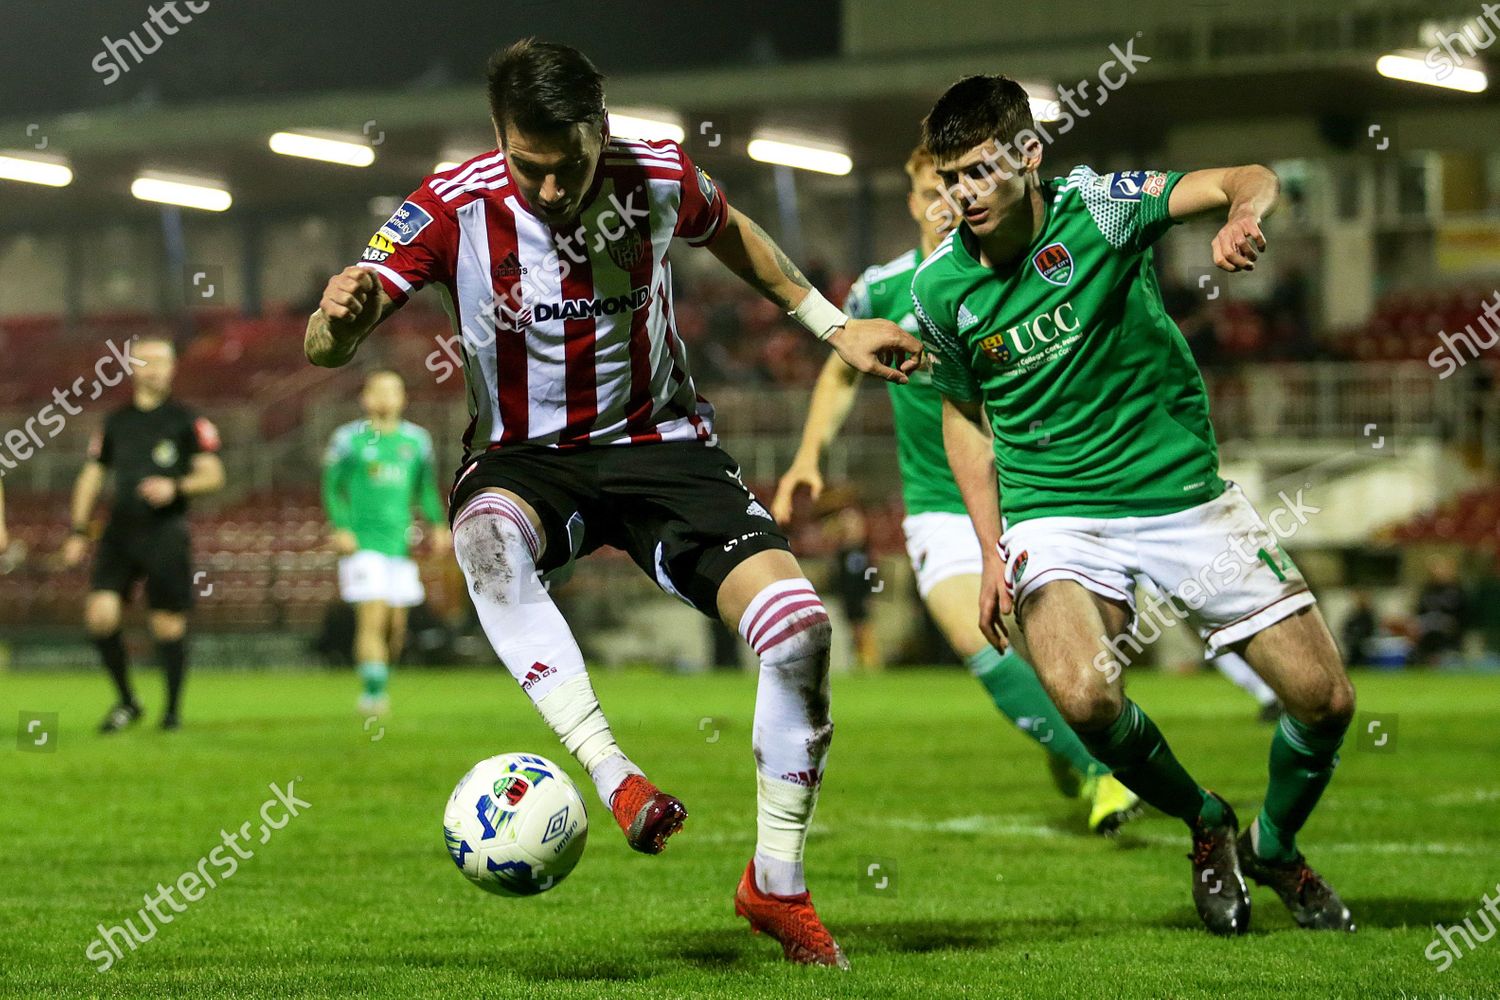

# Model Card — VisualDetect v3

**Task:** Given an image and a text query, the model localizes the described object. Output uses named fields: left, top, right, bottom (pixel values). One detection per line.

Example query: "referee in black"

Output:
left=61, top=337, right=224, bottom=732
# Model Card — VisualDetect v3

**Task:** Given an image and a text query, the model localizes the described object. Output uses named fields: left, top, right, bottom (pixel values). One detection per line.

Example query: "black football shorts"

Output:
left=448, top=441, right=790, bottom=617
left=90, top=518, right=194, bottom=612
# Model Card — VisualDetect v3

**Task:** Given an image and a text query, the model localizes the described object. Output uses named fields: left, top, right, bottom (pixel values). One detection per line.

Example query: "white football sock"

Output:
left=738, top=578, right=832, bottom=896
left=1211, top=651, right=1278, bottom=708
left=536, top=677, right=641, bottom=807
left=454, top=493, right=640, bottom=807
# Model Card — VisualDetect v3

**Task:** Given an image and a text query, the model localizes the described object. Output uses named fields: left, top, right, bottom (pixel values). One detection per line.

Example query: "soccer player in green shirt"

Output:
left=323, top=370, right=450, bottom=715
left=913, top=76, right=1356, bottom=936
left=775, top=146, right=1139, bottom=835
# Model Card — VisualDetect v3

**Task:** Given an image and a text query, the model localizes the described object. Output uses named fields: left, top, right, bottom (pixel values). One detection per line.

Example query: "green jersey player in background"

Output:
left=322, top=370, right=450, bottom=715
left=774, top=145, right=1139, bottom=835
left=914, top=76, right=1356, bottom=937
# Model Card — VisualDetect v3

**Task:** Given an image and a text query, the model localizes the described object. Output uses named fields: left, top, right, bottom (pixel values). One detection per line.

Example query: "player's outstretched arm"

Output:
left=1167, top=165, right=1279, bottom=273
left=771, top=352, right=861, bottom=523
left=941, top=397, right=1010, bottom=650
left=305, top=267, right=396, bottom=368
left=705, top=207, right=920, bottom=383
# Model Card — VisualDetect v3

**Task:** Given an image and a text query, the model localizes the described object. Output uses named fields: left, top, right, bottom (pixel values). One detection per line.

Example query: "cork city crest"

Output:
left=1032, top=242, right=1073, bottom=286
left=1011, top=550, right=1029, bottom=585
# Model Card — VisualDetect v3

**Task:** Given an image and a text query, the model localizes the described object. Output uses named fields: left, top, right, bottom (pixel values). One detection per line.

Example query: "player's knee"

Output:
left=759, top=612, right=831, bottom=672
left=149, top=615, right=187, bottom=641
left=1302, top=675, right=1356, bottom=732
left=801, top=613, right=833, bottom=656
left=941, top=622, right=989, bottom=662
left=1054, top=678, right=1122, bottom=733
left=453, top=509, right=534, bottom=605
left=84, top=602, right=120, bottom=636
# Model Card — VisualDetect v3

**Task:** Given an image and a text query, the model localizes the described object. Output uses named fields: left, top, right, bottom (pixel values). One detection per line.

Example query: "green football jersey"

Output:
left=322, top=419, right=444, bottom=557
left=844, top=248, right=968, bottom=517
left=911, top=165, right=1224, bottom=525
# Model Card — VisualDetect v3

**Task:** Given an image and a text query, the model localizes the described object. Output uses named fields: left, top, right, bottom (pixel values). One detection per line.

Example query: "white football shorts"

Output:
left=338, top=550, right=425, bottom=608
left=902, top=511, right=986, bottom=599
left=1001, top=483, right=1316, bottom=654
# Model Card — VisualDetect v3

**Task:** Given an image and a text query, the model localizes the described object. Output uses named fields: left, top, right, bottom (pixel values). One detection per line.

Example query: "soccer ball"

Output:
left=442, top=753, right=588, bottom=896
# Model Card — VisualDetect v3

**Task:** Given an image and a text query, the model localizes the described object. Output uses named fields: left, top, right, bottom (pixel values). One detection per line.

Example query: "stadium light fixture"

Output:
left=130, top=174, right=233, bottom=212
left=1028, top=98, right=1063, bottom=123
left=1025, top=83, right=1063, bottom=123
left=0, top=152, right=73, bottom=187
left=747, top=136, right=852, bottom=176
left=434, top=147, right=489, bottom=173
left=608, top=112, right=686, bottom=143
left=269, top=131, right=377, bottom=167
left=1376, top=51, right=1487, bottom=93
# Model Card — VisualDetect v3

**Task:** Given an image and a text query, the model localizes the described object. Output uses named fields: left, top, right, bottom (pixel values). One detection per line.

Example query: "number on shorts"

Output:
left=1257, top=546, right=1288, bottom=582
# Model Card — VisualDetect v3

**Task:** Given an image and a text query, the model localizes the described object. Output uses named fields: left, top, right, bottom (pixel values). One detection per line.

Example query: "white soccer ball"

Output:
left=442, top=753, right=588, bottom=896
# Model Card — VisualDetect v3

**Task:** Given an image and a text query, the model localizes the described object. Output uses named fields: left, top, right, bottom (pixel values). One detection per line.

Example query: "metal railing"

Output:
left=2, top=361, right=1490, bottom=497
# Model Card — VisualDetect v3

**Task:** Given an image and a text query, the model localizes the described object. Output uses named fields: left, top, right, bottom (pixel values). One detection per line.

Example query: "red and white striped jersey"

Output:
left=355, top=137, right=728, bottom=454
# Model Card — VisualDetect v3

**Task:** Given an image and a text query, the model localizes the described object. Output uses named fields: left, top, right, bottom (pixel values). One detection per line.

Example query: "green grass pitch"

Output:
left=2, top=666, right=1498, bottom=999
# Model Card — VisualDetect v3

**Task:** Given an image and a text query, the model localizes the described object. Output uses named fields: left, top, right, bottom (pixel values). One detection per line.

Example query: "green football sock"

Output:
left=1077, top=699, right=1220, bottom=828
left=358, top=662, right=389, bottom=698
left=967, top=647, right=1108, bottom=778
left=1254, top=713, right=1345, bottom=864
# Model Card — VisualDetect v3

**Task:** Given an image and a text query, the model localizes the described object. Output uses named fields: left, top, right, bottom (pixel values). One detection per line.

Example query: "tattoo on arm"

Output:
left=734, top=215, right=813, bottom=309
left=305, top=298, right=390, bottom=367
left=304, top=312, right=348, bottom=367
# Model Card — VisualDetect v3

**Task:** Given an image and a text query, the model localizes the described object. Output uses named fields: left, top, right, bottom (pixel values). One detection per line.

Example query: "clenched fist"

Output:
left=1211, top=211, right=1266, bottom=273
left=320, top=266, right=384, bottom=337
left=308, top=266, right=389, bottom=366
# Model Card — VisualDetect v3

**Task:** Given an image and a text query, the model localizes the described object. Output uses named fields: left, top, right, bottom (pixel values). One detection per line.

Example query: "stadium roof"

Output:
left=5, top=2, right=1498, bottom=225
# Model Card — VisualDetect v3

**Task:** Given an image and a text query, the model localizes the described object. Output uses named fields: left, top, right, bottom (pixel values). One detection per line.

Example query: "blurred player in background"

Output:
left=824, top=494, right=880, bottom=670
left=305, top=39, right=919, bottom=968
left=322, top=369, right=450, bottom=716
left=775, top=146, right=1140, bottom=835
left=915, top=75, right=1356, bottom=936
left=0, top=481, right=7, bottom=552
left=61, top=338, right=224, bottom=732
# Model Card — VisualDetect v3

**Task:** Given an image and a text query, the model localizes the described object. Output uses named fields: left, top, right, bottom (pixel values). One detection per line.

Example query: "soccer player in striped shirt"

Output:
left=774, top=146, right=1140, bottom=835
left=305, top=39, right=919, bottom=968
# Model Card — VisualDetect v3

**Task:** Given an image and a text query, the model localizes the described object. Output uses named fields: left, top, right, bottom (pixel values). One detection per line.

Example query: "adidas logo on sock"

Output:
left=520, top=661, right=555, bottom=691
left=780, top=769, right=822, bottom=788
left=495, top=251, right=527, bottom=278
left=957, top=302, right=981, bottom=332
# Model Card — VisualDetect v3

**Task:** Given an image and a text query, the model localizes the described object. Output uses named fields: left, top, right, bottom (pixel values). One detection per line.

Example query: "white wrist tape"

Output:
left=789, top=289, right=849, bottom=341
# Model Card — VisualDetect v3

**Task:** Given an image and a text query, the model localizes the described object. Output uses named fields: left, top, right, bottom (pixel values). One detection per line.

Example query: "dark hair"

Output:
left=486, top=38, right=606, bottom=135
left=920, top=75, right=1036, bottom=163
